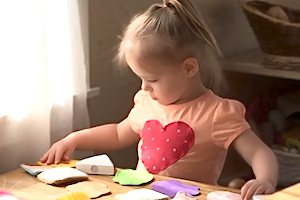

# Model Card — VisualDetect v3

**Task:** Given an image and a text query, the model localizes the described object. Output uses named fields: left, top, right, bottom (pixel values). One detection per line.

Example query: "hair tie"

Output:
left=163, top=0, right=173, bottom=8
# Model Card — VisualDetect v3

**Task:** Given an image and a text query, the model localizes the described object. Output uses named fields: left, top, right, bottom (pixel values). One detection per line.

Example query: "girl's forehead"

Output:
left=126, top=50, right=163, bottom=76
left=125, top=42, right=182, bottom=75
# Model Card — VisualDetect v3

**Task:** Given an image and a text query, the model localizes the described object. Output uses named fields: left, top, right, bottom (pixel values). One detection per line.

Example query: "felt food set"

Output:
left=20, top=155, right=114, bottom=199
left=18, top=154, right=240, bottom=200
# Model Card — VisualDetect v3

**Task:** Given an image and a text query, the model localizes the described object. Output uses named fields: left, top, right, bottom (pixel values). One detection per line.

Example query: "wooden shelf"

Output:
left=221, top=49, right=300, bottom=81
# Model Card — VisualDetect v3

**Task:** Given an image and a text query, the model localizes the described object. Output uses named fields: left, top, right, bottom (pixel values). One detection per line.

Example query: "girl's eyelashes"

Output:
left=140, top=77, right=157, bottom=83
left=147, top=79, right=157, bottom=83
left=140, top=77, right=158, bottom=83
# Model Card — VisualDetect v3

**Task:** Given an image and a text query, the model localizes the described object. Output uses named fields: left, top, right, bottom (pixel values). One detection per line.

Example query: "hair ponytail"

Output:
left=162, top=0, right=222, bottom=57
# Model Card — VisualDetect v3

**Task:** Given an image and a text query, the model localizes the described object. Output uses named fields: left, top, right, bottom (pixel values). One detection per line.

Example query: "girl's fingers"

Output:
left=63, top=155, right=70, bottom=161
left=265, top=187, right=274, bottom=194
left=40, top=151, right=49, bottom=162
left=41, top=139, right=75, bottom=164
left=244, top=182, right=259, bottom=200
left=242, top=180, right=275, bottom=200
left=253, top=185, right=266, bottom=195
left=46, top=150, right=56, bottom=164
left=241, top=180, right=253, bottom=198
left=64, top=146, right=75, bottom=159
left=54, top=147, right=67, bottom=164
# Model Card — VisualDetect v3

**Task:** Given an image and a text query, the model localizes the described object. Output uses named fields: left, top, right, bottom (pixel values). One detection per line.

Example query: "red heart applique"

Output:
left=141, top=120, right=194, bottom=174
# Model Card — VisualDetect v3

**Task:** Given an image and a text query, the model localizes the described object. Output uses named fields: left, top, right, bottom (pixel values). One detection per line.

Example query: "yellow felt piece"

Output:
left=66, top=181, right=110, bottom=198
left=56, top=192, right=90, bottom=200
left=38, top=160, right=79, bottom=168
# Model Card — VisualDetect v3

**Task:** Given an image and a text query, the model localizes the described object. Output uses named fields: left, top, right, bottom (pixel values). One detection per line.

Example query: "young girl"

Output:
left=40, top=0, right=278, bottom=199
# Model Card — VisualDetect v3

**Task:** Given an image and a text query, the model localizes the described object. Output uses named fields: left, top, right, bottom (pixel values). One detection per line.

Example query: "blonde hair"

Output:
left=117, top=0, right=224, bottom=92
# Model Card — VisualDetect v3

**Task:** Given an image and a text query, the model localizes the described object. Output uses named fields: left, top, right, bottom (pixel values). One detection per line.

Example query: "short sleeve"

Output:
left=127, top=90, right=147, bottom=134
left=212, top=99, right=250, bottom=149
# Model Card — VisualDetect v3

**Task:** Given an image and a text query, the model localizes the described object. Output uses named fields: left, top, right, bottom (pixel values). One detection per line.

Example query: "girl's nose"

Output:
left=141, top=81, right=151, bottom=91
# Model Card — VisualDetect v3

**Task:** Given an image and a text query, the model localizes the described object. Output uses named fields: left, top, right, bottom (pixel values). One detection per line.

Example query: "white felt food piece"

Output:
left=0, top=196, right=19, bottom=200
left=172, top=191, right=199, bottom=200
left=206, top=191, right=242, bottom=200
left=37, top=167, right=88, bottom=185
left=252, top=195, right=270, bottom=200
left=114, top=189, right=169, bottom=200
left=76, top=154, right=114, bottom=175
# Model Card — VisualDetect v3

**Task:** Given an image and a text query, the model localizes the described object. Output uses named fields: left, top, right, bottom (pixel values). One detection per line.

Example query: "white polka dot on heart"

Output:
left=184, top=140, right=187, bottom=143
left=157, top=147, right=160, bottom=150
left=152, top=138, right=155, bottom=141
left=162, top=157, right=165, bottom=161
left=153, top=166, right=156, bottom=170
left=177, top=129, right=181, bottom=133
left=148, top=156, right=150, bottom=159
left=173, top=148, right=177, bottom=152
left=161, top=129, right=164, bottom=132
left=144, top=146, right=147, bottom=149
left=148, top=127, right=150, bottom=131
left=166, top=139, right=169, bottom=142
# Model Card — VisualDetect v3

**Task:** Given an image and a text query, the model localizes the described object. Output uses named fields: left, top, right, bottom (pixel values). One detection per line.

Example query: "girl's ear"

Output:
left=182, top=57, right=199, bottom=78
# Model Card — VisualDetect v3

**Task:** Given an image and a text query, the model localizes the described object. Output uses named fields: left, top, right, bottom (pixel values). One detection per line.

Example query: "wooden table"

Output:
left=0, top=168, right=240, bottom=200
left=263, top=183, right=300, bottom=200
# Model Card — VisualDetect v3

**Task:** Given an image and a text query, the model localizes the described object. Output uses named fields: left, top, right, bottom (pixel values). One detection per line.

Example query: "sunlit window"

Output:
left=0, top=1, right=83, bottom=120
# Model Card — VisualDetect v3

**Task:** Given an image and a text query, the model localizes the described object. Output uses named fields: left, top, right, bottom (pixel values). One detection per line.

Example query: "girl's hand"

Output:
left=39, top=136, right=77, bottom=164
left=241, top=179, right=275, bottom=200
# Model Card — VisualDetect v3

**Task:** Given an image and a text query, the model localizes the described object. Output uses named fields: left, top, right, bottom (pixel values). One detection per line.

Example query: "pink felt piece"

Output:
left=0, top=190, right=12, bottom=197
left=206, top=191, right=242, bottom=200
left=172, top=192, right=199, bottom=200
left=141, top=120, right=194, bottom=174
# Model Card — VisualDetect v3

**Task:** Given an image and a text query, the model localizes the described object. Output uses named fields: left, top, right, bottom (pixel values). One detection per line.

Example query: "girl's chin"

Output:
left=152, top=97, right=164, bottom=104
left=150, top=95, right=157, bottom=100
left=151, top=97, right=172, bottom=105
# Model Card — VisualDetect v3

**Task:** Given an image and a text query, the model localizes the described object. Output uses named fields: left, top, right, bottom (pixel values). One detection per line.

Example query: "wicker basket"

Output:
left=241, top=0, right=300, bottom=66
left=272, top=149, right=300, bottom=187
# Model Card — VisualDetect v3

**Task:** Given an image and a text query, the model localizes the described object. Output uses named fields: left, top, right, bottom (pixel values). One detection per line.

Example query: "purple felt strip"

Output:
left=151, top=180, right=200, bottom=197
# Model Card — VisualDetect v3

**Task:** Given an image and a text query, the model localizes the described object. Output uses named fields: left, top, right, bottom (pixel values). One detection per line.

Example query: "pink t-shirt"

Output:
left=128, top=90, right=250, bottom=185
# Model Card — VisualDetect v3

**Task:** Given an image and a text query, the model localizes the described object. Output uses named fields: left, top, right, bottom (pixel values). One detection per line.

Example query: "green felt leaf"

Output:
left=113, top=169, right=154, bottom=185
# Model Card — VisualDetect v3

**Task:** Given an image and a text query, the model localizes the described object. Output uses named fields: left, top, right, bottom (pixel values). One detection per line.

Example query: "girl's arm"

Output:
left=232, top=129, right=278, bottom=200
left=69, top=118, right=140, bottom=150
left=40, top=118, right=140, bottom=164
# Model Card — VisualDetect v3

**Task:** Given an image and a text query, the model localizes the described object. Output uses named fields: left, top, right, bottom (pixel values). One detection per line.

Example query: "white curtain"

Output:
left=0, top=0, right=90, bottom=174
